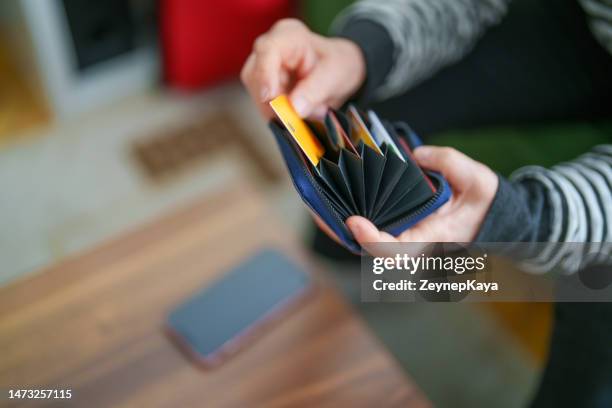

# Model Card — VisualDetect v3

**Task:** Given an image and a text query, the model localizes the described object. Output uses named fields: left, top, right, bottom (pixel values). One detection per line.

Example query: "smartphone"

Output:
left=165, top=248, right=313, bottom=368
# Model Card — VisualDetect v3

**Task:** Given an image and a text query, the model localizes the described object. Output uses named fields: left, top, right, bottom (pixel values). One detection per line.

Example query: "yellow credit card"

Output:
left=270, top=95, right=324, bottom=166
left=347, top=105, right=382, bottom=154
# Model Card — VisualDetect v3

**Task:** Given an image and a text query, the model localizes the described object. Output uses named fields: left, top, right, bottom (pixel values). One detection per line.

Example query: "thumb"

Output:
left=413, top=146, right=475, bottom=191
left=346, top=216, right=397, bottom=244
left=289, top=61, right=335, bottom=118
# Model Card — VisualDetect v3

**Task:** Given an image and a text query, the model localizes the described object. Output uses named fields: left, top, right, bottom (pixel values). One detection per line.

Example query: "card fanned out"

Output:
left=268, top=95, right=450, bottom=246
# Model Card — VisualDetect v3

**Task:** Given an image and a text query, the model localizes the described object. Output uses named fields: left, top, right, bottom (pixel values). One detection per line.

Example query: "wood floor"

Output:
left=0, top=183, right=428, bottom=407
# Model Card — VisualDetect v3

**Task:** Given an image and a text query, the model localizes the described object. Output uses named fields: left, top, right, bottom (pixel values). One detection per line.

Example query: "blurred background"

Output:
left=1, top=1, right=609, bottom=407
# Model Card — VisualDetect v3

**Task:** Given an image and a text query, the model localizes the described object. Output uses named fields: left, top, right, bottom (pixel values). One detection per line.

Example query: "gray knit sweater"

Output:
left=334, top=0, right=612, bottom=272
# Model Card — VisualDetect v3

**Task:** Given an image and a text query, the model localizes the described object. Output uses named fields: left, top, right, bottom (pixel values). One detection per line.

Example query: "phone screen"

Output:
left=167, top=249, right=311, bottom=364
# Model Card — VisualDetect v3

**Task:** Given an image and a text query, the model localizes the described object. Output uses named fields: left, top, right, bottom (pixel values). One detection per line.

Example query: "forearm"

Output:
left=333, top=0, right=510, bottom=101
left=476, top=145, right=612, bottom=272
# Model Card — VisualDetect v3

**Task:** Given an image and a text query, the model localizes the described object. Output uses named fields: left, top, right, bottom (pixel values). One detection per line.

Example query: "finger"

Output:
left=394, top=222, right=431, bottom=243
left=346, top=216, right=413, bottom=257
left=250, top=21, right=315, bottom=102
left=268, top=19, right=315, bottom=77
left=310, top=105, right=328, bottom=120
left=396, top=210, right=453, bottom=243
left=241, top=53, right=275, bottom=118
left=251, top=35, right=284, bottom=101
left=413, top=146, right=475, bottom=191
left=346, top=216, right=397, bottom=244
left=240, top=52, right=256, bottom=93
left=289, top=59, right=337, bottom=118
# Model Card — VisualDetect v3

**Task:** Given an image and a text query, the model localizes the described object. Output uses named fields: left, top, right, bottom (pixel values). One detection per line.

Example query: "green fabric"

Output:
left=301, top=0, right=355, bottom=34
left=431, top=122, right=612, bottom=177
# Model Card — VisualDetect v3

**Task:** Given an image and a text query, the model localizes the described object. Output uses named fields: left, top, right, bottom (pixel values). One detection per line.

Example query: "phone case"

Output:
left=165, top=249, right=314, bottom=368
left=270, top=112, right=452, bottom=253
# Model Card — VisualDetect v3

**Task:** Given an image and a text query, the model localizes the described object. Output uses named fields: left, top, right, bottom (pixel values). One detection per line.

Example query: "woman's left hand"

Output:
left=343, top=146, right=499, bottom=254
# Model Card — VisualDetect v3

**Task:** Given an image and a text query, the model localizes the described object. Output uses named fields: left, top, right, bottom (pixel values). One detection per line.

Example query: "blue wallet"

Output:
left=269, top=108, right=451, bottom=253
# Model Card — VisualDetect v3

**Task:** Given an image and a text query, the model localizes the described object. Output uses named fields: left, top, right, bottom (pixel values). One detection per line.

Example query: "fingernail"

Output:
left=291, top=95, right=310, bottom=117
left=347, top=218, right=361, bottom=236
left=260, top=87, right=270, bottom=101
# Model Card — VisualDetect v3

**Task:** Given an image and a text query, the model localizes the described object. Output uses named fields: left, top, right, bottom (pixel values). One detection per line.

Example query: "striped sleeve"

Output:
left=509, top=145, right=612, bottom=273
left=332, top=0, right=510, bottom=100
left=580, top=0, right=612, bottom=55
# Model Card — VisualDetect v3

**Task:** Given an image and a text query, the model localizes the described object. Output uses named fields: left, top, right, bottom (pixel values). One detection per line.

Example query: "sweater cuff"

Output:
left=475, top=174, right=550, bottom=243
left=335, top=19, right=394, bottom=104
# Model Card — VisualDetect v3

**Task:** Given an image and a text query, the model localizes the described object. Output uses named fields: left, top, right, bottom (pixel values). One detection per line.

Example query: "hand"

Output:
left=344, top=146, right=499, bottom=254
left=240, top=19, right=366, bottom=118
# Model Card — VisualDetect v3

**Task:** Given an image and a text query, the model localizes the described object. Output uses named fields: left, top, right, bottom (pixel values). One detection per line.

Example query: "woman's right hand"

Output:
left=240, top=19, right=366, bottom=119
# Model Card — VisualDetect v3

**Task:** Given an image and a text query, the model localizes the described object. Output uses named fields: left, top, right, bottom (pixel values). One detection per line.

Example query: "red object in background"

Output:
left=160, top=0, right=294, bottom=90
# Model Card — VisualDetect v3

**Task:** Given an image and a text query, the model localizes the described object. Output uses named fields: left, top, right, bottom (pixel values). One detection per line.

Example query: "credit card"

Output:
left=309, top=117, right=340, bottom=162
left=324, top=112, right=343, bottom=148
left=327, top=110, right=359, bottom=155
left=347, top=105, right=382, bottom=154
left=367, top=110, right=405, bottom=161
left=270, top=95, right=325, bottom=166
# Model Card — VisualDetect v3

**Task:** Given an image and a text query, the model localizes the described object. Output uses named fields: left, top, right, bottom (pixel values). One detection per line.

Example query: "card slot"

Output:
left=329, top=109, right=360, bottom=155
left=384, top=122, right=411, bottom=162
left=389, top=123, right=437, bottom=193
left=334, top=109, right=351, bottom=135
left=323, top=112, right=342, bottom=145
left=373, top=179, right=436, bottom=226
left=355, top=140, right=366, bottom=157
left=370, top=148, right=408, bottom=220
left=314, top=169, right=349, bottom=213
left=319, top=158, right=359, bottom=214
left=398, top=179, right=438, bottom=211
left=347, top=105, right=382, bottom=154
left=338, top=149, right=366, bottom=216
left=317, top=183, right=351, bottom=220
left=368, top=111, right=405, bottom=160
left=271, top=107, right=451, bottom=252
left=270, top=120, right=359, bottom=250
left=375, top=177, right=433, bottom=221
left=362, top=143, right=386, bottom=218
left=400, top=152, right=425, bottom=181
left=322, top=149, right=340, bottom=163
left=308, top=119, right=339, bottom=162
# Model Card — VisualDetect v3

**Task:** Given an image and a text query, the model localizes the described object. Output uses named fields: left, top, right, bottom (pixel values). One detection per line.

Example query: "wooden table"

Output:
left=0, top=183, right=429, bottom=407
